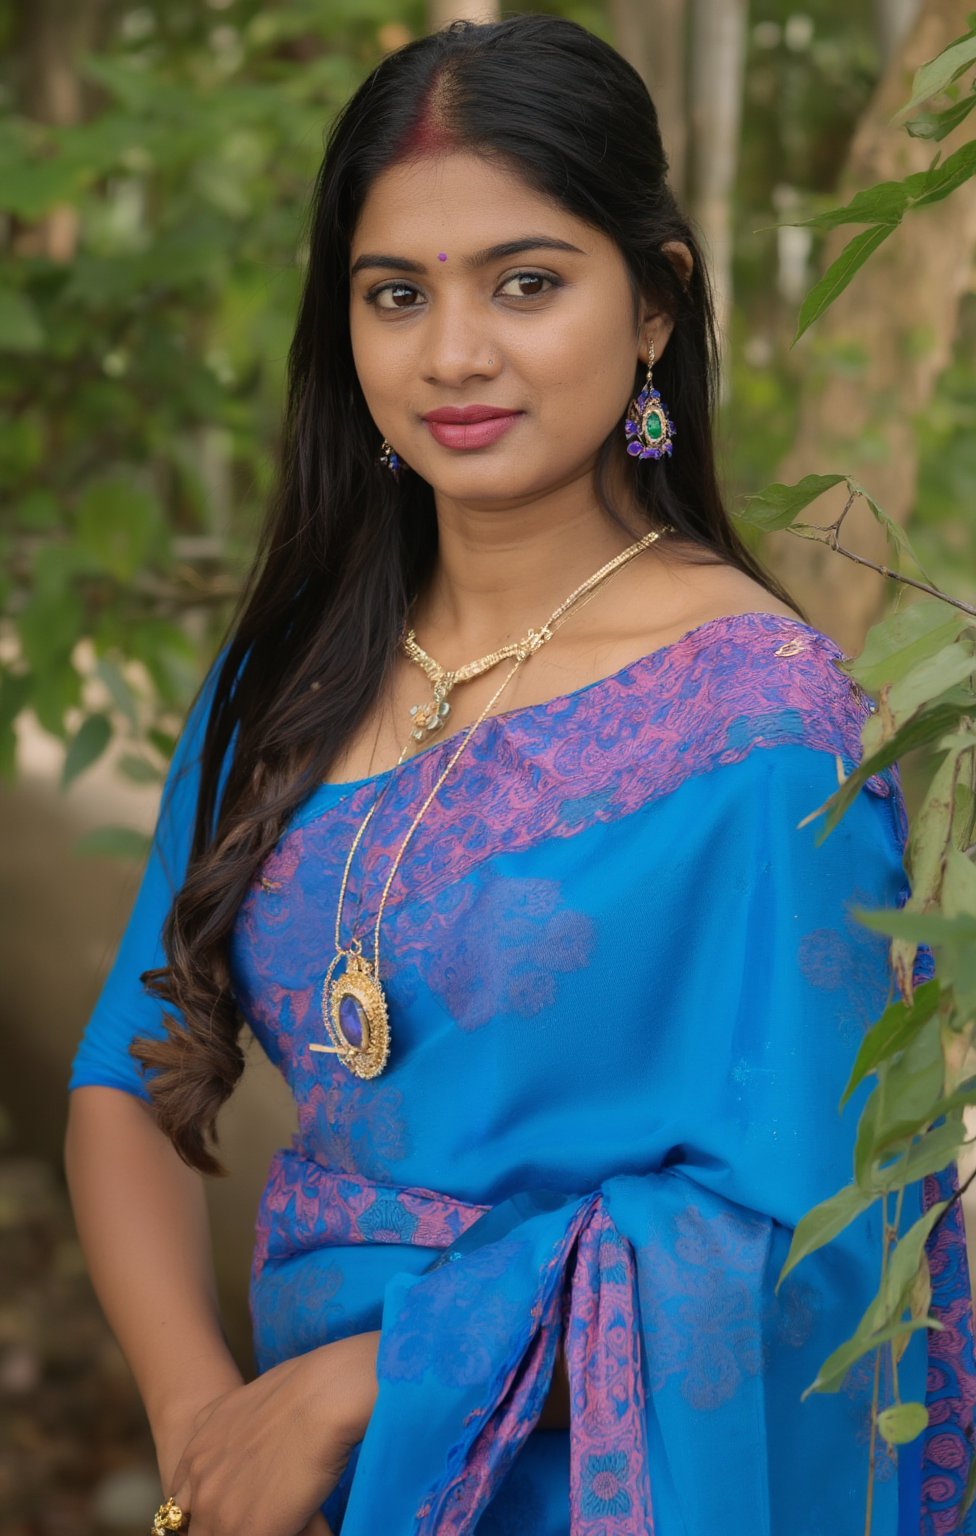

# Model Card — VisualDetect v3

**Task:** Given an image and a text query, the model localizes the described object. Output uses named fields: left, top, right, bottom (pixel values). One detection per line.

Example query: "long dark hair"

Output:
left=133, top=13, right=799, bottom=1174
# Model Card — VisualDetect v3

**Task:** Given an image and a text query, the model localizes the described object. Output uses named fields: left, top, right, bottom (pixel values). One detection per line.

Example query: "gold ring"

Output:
left=152, top=1495, right=189, bottom=1534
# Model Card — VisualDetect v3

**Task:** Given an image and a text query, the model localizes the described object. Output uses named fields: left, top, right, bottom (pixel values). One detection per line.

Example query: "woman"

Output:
left=64, top=15, right=975, bottom=1535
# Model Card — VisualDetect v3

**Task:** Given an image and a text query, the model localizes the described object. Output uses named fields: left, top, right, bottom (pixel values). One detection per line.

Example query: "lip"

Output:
left=422, top=405, right=521, bottom=423
left=424, top=413, right=523, bottom=451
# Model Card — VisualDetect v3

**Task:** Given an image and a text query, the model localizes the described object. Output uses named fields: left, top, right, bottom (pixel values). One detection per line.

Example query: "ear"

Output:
left=637, top=240, right=694, bottom=364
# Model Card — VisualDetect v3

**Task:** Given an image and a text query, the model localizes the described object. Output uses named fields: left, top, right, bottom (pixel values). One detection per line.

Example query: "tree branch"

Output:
left=790, top=499, right=976, bottom=618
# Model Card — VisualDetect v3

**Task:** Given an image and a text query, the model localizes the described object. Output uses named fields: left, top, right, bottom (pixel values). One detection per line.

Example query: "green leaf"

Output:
left=867, top=1074, right=976, bottom=1159
left=815, top=696, right=976, bottom=840
left=838, top=601, right=967, bottom=693
left=17, top=543, right=97, bottom=676
left=779, top=181, right=910, bottom=234
left=736, top=474, right=847, bottom=531
left=19, top=583, right=85, bottom=674
left=944, top=847, right=976, bottom=919
left=778, top=1182, right=876, bottom=1288
left=874, top=1117, right=969, bottom=1192
left=0, top=670, right=33, bottom=783
left=148, top=726, right=178, bottom=759
left=117, top=753, right=165, bottom=784
left=905, top=91, right=976, bottom=142
left=848, top=478, right=934, bottom=578
left=854, top=908, right=976, bottom=947
left=910, top=1242, right=933, bottom=1325
left=74, top=476, right=167, bottom=583
left=30, top=661, right=83, bottom=738
left=0, top=288, right=45, bottom=353
left=907, top=138, right=976, bottom=210
left=804, top=1318, right=939, bottom=1397
left=62, top=713, right=112, bottom=788
left=841, top=980, right=941, bottom=1107
left=0, top=411, right=44, bottom=483
left=0, top=154, right=89, bottom=218
left=898, top=26, right=976, bottom=117
left=884, top=641, right=976, bottom=720
left=877, top=1401, right=930, bottom=1445
left=130, top=621, right=199, bottom=706
left=868, top=1202, right=948, bottom=1331
left=14, top=490, right=60, bottom=530
left=94, top=656, right=140, bottom=730
left=792, top=225, right=896, bottom=344
left=855, top=1082, right=884, bottom=1188
left=899, top=741, right=973, bottom=942
left=72, top=825, right=152, bottom=861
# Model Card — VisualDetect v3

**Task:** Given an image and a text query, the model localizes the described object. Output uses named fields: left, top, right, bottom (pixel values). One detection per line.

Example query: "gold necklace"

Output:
left=310, top=523, right=672, bottom=1077
left=399, top=526, right=665, bottom=741
left=401, top=630, right=533, bottom=741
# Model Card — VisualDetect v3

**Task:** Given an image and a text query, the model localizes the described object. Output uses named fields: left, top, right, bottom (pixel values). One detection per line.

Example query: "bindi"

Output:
left=437, top=252, right=448, bottom=261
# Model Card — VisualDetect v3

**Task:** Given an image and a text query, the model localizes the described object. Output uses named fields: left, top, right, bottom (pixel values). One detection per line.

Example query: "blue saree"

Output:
left=69, top=611, right=976, bottom=1534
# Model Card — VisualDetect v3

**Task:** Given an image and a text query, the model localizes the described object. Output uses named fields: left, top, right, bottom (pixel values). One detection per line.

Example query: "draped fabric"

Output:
left=68, top=611, right=976, bottom=1533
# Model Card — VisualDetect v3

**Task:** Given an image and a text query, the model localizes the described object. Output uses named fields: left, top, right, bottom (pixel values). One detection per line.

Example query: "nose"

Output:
left=419, top=292, right=501, bottom=388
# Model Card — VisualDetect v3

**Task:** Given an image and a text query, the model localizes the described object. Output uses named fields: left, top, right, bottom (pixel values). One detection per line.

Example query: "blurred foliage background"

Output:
left=1, top=0, right=973, bottom=806
left=1, top=0, right=974, bottom=1530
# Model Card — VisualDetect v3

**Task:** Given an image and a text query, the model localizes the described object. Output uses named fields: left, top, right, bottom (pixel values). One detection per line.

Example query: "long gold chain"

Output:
left=333, top=524, right=672, bottom=976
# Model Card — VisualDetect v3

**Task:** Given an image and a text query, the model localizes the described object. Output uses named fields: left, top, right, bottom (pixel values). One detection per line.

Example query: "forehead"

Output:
left=350, top=150, right=588, bottom=254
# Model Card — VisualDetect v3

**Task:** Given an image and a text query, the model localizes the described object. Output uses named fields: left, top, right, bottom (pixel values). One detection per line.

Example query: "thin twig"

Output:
left=789, top=495, right=976, bottom=618
left=865, top=1342, right=881, bottom=1536
left=927, top=1157, right=976, bottom=1240
left=865, top=1187, right=889, bottom=1536
left=794, top=528, right=976, bottom=615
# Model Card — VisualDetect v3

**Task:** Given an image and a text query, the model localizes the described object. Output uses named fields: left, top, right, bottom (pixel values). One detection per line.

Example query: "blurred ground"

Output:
left=0, top=1155, right=162, bottom=1534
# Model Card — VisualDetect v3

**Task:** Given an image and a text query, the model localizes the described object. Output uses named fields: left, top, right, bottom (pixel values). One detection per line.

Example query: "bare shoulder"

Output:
left=652, top=544, right=801, bottom=633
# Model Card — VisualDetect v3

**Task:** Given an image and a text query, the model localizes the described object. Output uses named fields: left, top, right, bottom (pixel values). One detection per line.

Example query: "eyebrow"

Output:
left=349, top=236, right=586, bottom=279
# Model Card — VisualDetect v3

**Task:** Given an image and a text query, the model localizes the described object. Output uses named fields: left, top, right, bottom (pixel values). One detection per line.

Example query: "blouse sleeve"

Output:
left=67, top=648, right=232, bottom=1100
left=334, top=741, right=972, bottom=1536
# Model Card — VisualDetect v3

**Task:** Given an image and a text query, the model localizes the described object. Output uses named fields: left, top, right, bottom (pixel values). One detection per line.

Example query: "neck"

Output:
left=410, top=469, right=656, bottom=658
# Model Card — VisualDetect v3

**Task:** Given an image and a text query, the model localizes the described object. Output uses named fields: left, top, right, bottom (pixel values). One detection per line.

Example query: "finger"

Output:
left=167, top=1481, right=192, bottom=1532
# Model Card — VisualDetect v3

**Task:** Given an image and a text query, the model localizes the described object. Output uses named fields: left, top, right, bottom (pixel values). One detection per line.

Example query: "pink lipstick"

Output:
left=422, top=405, right=523, bottom=451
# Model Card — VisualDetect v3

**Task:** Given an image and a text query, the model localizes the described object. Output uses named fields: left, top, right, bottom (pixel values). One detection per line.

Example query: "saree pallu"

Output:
left=67, top=612, right=976, bottom=1533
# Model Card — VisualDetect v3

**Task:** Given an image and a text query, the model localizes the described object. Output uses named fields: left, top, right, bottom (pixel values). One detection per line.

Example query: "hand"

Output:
left=166, top=1333, right=380, bottom=1535
left=296, top=1517, right=334, bottom=1536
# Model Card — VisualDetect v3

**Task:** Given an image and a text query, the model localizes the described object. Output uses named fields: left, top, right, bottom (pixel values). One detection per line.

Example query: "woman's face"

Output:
left=348, top=150, right=686, bottom=508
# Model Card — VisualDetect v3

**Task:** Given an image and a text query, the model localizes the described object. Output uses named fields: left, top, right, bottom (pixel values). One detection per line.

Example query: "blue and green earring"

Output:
left=624, top=337, right=676, bottom=460
left=379, top=437, right=403, bottom=477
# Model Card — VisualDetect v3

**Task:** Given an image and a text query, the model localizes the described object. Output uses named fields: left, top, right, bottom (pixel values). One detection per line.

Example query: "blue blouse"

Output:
left=69, top=611, right=976, bottom=1534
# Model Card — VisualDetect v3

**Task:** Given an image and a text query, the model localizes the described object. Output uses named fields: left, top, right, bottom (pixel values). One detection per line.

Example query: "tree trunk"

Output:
left=610, top=0, right=689, bottom=203
left=874, top=0, right=925, bottom=64
left=764, top=0, right=976, bottom=651
left=11, top=0, right=110, bottom=262
left=687, top=0, right=750, bottom=375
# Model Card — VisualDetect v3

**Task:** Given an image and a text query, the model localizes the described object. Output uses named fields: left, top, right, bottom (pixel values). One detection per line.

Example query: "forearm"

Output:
left=64, top=1086, right=242, bottom=1452
left=334, top=1330, right=570, bottom=1440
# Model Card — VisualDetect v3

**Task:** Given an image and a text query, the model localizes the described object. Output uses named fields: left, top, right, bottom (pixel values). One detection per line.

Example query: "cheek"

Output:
left=538, top=314, right=639, bottom=418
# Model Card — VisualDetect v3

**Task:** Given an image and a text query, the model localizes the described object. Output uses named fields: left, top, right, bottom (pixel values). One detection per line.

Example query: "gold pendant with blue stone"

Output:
left=311, top=941, right=391, bottom=1078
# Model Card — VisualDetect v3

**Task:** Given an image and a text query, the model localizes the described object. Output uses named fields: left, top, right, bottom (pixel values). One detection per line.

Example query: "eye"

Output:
left=365, top=281, right=423, bottom=311
left=497, top=270, right=558, bottom=299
